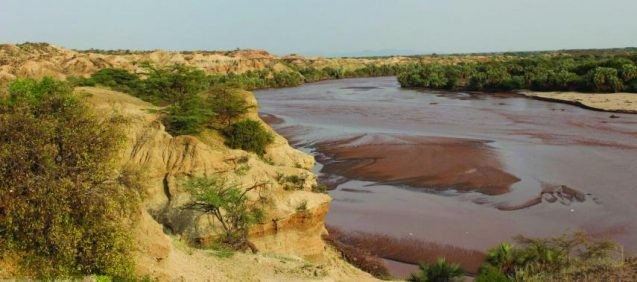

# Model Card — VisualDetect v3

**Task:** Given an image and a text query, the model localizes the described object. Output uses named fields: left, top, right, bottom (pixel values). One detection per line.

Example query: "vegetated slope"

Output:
left=75, top=86, right=377, bottom=281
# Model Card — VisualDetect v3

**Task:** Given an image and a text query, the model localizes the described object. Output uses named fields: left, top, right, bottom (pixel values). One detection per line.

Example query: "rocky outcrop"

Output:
left=79, top=87, right=374, bottom=280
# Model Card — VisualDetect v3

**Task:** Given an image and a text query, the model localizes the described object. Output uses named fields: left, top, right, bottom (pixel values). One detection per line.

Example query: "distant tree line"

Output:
left=397, top=54, right=637, bottom=93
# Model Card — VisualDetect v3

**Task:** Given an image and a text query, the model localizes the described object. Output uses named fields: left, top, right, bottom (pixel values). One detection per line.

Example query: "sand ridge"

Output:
left=316, top=134, right=521, bottom=195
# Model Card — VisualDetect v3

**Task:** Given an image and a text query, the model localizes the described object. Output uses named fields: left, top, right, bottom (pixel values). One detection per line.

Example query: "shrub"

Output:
left=277, top=174, right=306, bottom=190
left=311, top=184, right=329, bottom=194
left=184, top=176, right=265, bottom=252
left=0, top=78, right=141, bottom=279
left=475, top=265, right=510, bottom=282
left=480, top=232, right=623, bottom=281
left=408, top=258, right=464, bottom=282
left=223, top=120, right=273, bottom=156
left=90, top=68, right=140, bottom=93
left=163, top=95, right=213, bottom=136
left=207, top=88, right=251, bottom=127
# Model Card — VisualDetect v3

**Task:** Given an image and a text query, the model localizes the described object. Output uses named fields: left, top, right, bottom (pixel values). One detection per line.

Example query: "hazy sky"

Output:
left=1, top=0, right=636, bottom=56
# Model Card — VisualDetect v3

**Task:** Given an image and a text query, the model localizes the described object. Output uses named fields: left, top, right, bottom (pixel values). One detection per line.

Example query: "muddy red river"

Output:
left=255, top=77, right=637, bottom=274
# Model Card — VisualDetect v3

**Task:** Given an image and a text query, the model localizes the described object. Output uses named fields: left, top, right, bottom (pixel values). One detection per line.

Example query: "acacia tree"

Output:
left=184, top=177, right=265, bottom=252
left=207, top=88, right=252, bottom=127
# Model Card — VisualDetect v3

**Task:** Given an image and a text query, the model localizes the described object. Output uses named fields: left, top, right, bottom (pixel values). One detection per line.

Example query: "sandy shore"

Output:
left=521, top=91, right=637, bottom=113
left=316, top=134, right=520, bottom=195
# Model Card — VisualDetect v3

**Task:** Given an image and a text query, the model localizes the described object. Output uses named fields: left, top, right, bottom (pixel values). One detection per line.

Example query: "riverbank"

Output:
left=521, top=91, right=637, bottom=114
left=256, top=77, right=637, bottom=277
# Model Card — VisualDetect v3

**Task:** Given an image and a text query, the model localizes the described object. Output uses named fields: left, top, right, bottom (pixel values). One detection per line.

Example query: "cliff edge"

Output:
left=80, top=86, right=376, bottom=281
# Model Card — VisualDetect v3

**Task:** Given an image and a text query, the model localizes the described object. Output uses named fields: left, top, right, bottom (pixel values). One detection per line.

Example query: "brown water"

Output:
left=255, top=77, right=637, bottom=271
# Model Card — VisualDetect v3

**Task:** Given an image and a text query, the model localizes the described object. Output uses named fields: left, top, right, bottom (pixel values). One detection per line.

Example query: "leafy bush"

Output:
left=311, top=184, right=329, bottom=193
left=475, top=265, right=510, bottom=282
left=163, top=95, right=213, bottom=136
left=90, top=68, right=140, bottom=93
left=408, top=258, right=464, bottom=282
left=223, top=120, right=273, bottom=156
left=276, top=174, right=306, bottom=190
left=207, top=88, right=251, bottom=127
left=0, top=78, right=141, bottom=279
left=184, top=176, right=265, bottom=252
left=480, top=232, right=622, bottom=281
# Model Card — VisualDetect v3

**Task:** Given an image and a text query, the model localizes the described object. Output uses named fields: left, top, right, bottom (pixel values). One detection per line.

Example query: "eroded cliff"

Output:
left=80, top=86, right=376, bottom=281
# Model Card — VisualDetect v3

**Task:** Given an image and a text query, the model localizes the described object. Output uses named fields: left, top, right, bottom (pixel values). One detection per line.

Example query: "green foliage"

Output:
left=90, top=68, right=140, bottom=93
left=588, top=67, right=623, bottom=92
left=408, top=258, right=464, bottom=282
left=0, top=78, right=141, bottom=279
left=276, top=174, right=306, bottom=190
left=398, top=54, right=637, bottom=93
left=79, top=62, right=404, bottom=136
left=162, top=95, right=213, bottom=136
left=223, top=120, right=273, bottom=156
left=137, top=63, right=208, bottom=105
left=311, top=184, right=329, bottom=194
left=474, top=265, right=510, bottom=282
left=296, top=200, right=308, bottom=212
left=207, top=88, right=252, bottom=127
left=480, top=232, right=622, bottom=281
left=184, top=177, right=265, bottom=252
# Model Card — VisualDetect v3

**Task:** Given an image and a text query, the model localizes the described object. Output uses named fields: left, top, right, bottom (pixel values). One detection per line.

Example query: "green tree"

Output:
left=184, top=176, right=265, bottom=252
left=138, top=63, right=208, bottom=104
left=207, top=88, right=252, bottom=127
left=588, top=67, right=623, bottom=92
left=620, top=64, right=637, bottom=82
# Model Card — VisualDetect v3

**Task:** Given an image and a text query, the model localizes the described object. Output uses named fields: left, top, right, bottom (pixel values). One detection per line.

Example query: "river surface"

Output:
left=255, top=77, right=637, bottom=266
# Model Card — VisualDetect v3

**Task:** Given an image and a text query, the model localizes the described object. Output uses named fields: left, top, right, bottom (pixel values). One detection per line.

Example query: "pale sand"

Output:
left=522, top=91, right=637, bottom=113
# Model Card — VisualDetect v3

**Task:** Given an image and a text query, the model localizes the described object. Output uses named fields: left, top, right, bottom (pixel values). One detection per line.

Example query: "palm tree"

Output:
left=408, top=258, right=464, bottom=282
left=484, top=243, right=516, bottom=276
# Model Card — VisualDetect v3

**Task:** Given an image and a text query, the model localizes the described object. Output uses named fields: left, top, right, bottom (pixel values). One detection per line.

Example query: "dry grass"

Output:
left=326, top=226, right=485, bottom=274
